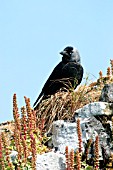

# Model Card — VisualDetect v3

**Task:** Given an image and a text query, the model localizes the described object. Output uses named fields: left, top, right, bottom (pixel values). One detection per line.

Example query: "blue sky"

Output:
left=0, top=1, right=113, bottom=123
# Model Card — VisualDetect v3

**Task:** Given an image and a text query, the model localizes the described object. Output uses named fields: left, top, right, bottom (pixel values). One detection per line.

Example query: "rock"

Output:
left=75, top=101, right=113, bottom=117
left=36, top=101, right=113, bottom=169
left=36, top=151, right=66, bottom=170
left=99, top=84, right=113, bottom=102
left=50, top=120, right=79, bottom=153
left=47, top=102, right=113, bottom=158
left=48, top=118, right=110, bottom=159
left=75, top=102, right=113, bottom=157
left=75, top=102, right=113, bottom=147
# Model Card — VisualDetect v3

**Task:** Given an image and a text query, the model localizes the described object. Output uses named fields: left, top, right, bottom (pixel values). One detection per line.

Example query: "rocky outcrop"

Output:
left=47, top=102, right=112, bottom=154
left=36, top=84, right=113, bottom=170
left=36, top=101, right=113, bottom=169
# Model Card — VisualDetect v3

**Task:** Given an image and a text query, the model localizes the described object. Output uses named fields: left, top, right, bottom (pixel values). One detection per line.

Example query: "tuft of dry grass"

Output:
left=36, top=85, right=99, bottom=130
left=36, top=77, right=113, bottom=130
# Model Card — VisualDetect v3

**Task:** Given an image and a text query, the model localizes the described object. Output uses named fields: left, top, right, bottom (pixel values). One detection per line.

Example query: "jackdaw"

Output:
left=33, top=46, right=84, bottom=109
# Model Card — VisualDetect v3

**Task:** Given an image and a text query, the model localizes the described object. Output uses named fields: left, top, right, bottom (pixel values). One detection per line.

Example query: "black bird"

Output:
left=33, top=46, right=84, bottom=109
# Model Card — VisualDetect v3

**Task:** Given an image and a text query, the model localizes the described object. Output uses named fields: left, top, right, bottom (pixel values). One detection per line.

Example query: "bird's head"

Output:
left=60, top=46, right=81, bottom=64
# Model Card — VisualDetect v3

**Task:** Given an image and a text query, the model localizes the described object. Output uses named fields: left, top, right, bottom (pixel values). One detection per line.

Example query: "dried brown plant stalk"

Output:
left=107, top=67, right=111, bottom=77
left=1, top=132, right=13, bottom=169
left=0, top=134, right=6, bottom=170
left=76, top=149, right=81, bottom=170
left=110, top=59, right=113, bottom=75
left=30, top=133, right=37, bottom=170
left=70, top=149, right=74, bottom=170
left=77, top=118, right=82, bottom=153
left=21, top=135, right=28, bottom=164
left=24, top=97, right=37, bottom=133
left=13, top=95, right=29, bottom=166
left=13, top=127, right=22, bottom=161
left=94, top=136, right=99, bottom=170
left=24, top=96, right=33, bottom=132
left=13, top=94, right=21, bottom=131
left=99, top=71, right=103, bottom=79
left=65, top=146, right=70, bottom=170
left=21, top=106, right=28, bottom=140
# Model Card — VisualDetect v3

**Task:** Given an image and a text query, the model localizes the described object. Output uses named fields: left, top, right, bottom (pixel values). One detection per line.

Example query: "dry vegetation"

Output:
left=0, top=94, right=49, bottom=170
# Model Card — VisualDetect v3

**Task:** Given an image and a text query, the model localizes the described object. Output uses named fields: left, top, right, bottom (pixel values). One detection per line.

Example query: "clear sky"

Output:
left=0, top=0, right=113, bottom=123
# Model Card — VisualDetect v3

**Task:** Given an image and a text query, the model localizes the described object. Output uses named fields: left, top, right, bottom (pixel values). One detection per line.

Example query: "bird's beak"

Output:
left=60, top=51, right=67, bottom=55
left=59, top=51, right=64, bottom=55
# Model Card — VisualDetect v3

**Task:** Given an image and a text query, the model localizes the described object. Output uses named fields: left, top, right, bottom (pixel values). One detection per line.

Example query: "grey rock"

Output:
left=51, top=120, right=78, bottom=153
left=36, top=151, right=66, bottom=170
left=47, top=102, right=113, bottom=158
left=36, top=101, right=113, bottom=169
left=100, top=84, right=113, bottom=102
left=75, top=101, right=113, bottom=117
left=80, top=117, right=110, bottom=159
left=75, top=102, right=112, bottom=156
left=49, top=118, right=110, bottom=159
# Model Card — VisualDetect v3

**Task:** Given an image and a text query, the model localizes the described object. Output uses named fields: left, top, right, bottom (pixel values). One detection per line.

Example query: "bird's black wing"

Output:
left=33, top=62, right=83, bottom=108
left=33, top=61, right=64, bottom=107
left=61, top=62, right=84, bottom=88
